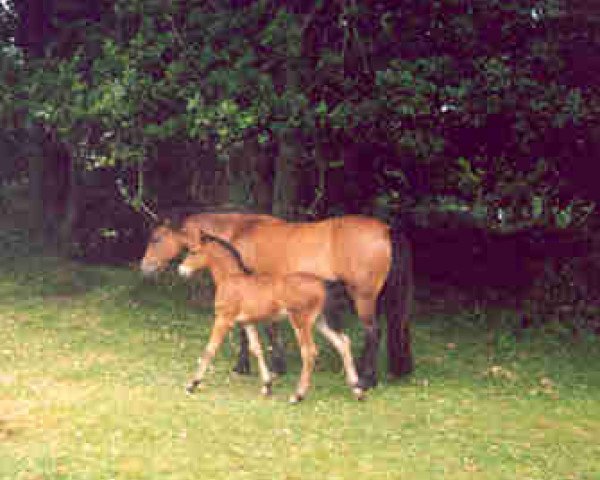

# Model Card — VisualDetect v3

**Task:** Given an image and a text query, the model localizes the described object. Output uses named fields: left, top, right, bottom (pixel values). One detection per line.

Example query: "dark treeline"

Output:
left=1, top=0, right=599, bottom=330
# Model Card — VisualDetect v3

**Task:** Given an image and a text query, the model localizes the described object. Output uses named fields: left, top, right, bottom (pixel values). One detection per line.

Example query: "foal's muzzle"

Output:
left=140, top=260, right=160, bottom=277
left=178, top=264, right=193, bottom=278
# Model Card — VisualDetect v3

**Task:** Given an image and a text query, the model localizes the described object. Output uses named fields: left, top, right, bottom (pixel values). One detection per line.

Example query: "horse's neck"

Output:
left=183, top=214, right=235, bottom=242
left=186, top=212, right=279, bottom=242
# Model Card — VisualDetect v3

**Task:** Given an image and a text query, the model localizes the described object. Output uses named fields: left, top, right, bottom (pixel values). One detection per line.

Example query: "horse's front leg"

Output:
left=186, top=316, right=231, bottom=394
left=265, top=322, right=287, bottom=375
left=232, top=326, right=251, bottom=375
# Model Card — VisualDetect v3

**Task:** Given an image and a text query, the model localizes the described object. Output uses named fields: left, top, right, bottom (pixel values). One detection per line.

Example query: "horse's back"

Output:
left=227, top=219, right=331, bottom=277
left=236, top=214, right=391, bottom=287
left=183, top=212, right=282, bottom=243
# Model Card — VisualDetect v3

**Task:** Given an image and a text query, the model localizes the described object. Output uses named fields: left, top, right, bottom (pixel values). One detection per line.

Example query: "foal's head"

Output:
left=140, top=224, right=186, bottom=276
left=178, top=233, right=253, bottom=279
left=177, top=246, right=209, bottom=278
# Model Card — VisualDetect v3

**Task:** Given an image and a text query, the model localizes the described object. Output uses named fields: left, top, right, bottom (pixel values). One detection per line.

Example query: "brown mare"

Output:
left=177, top=233, right=364, bottom=402
left=140, top=211, right=413, bottom=388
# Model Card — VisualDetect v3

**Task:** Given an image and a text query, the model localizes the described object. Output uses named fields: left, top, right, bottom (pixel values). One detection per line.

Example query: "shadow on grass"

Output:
left=0, top=230, right=194, bottom=309
left=0, top=255, right=115, bottom=297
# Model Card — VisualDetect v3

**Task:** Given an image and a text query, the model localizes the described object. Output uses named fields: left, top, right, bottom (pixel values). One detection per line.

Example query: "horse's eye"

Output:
left=150, top=236, right=160, bottom=244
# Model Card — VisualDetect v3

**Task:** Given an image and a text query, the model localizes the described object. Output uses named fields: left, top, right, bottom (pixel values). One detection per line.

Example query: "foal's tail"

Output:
left=384, top=215, right=414, bottom=378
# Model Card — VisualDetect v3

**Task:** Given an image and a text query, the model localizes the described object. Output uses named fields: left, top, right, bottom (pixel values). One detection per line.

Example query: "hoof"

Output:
left=185, top=379, right=201, bottom=395
left=288, top=394, right=304, bottom=404
left=352, top=386, right=366, bottom=401
left=232, top=360, right=251, bottom=375
left=357, top=375, right=378, bottom=391
left=261, top=382, right=273, bottom=397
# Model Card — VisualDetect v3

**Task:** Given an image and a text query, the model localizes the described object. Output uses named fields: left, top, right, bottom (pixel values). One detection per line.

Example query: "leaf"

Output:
left=315, top=100, right=327, bottom=117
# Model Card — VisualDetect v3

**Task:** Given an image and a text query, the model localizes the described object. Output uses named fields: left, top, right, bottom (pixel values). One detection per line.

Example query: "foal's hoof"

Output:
left=261, top=382, right=273, bottom=397
left=185, top=380, right=201, bottom=395
left=352, top=386, right=366, bottom=401
left=288, top=394, right=304, bottom=404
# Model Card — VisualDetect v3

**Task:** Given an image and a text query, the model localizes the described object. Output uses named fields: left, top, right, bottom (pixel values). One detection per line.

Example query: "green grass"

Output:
left=1, top=247, right=599, bottom=479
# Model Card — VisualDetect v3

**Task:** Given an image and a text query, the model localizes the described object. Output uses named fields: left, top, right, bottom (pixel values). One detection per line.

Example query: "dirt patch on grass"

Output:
left=0, top=378, right=105, bottom=462
left=0, top=399, right=33, bottom=442
left=0, top=418, right=20, bottom=441
left=0, top=374, right=16, bottom=385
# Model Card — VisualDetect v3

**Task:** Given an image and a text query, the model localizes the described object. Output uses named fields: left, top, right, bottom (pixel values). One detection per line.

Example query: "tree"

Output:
left=3, top=0, right=598, bottom=245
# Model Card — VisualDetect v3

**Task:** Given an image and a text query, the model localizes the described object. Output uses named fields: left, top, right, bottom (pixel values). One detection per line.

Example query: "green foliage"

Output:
left=1, top=0, right=598, bottom=230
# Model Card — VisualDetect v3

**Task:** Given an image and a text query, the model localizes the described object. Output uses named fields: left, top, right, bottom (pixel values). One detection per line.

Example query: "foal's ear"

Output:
left=187, top=245, right=202, bottom=254
left=199, top=230, right=210, bottom=244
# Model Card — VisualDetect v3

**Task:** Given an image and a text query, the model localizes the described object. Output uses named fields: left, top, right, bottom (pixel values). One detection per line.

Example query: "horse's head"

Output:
left=140, top=223, right=186, bottom=276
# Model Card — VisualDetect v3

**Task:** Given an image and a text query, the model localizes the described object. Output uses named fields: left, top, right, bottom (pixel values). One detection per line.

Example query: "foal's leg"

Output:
left=186, top=316, right=231, bottom=394
left=243, top=324, right=274, bottom=396
left=315, top=317, right=365, bottom=400
left=350, top=289, right=381, bottom=390
left=288, top=314, right=318, bottom=404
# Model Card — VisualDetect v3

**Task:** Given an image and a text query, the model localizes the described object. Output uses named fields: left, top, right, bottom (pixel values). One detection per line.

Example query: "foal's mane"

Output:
left=200, top=233, right=254, bottom=275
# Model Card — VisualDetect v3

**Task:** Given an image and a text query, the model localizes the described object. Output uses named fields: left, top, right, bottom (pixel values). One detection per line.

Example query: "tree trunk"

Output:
left=272, top=129, right=300, bottom=218
left=271, top=8, right=303, bottom=219
left=56, top=153, right=78, bottom=256
left=27, top=148, right=44, bottom=243
left=248, top=140, right=274, bottom=212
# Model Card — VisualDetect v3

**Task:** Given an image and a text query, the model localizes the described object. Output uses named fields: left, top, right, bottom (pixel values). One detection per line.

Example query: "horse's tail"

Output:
left=384, top=215, right=414, bottom=378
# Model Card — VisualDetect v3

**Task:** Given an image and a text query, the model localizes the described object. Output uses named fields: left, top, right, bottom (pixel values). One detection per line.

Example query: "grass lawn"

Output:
left=1, top=234, right=599, bottom=479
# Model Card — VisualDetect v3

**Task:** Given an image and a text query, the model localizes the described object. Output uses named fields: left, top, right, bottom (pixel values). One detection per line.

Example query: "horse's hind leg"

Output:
left=186, top=317, right=231, bottom=394
left=323, top=281, right=350, bottom=331
left=315, top=317, right=365, bottom=400
left=243, top=324, right=274, bottom=396
left=288, top=315, right=318, bottom=404
left=235, top=323, right=286, bottom=376
left=350, top=289, right=380, bottom=390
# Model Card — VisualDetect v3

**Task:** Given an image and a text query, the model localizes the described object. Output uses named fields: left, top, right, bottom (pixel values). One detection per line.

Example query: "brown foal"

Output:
left=177, top=232, right=364, bottom=403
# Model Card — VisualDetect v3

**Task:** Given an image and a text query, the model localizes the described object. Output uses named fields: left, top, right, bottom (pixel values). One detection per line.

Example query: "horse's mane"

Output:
left=159, top=204, right=267, bottom=230
left=200, top=233, right=254, bottom=275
